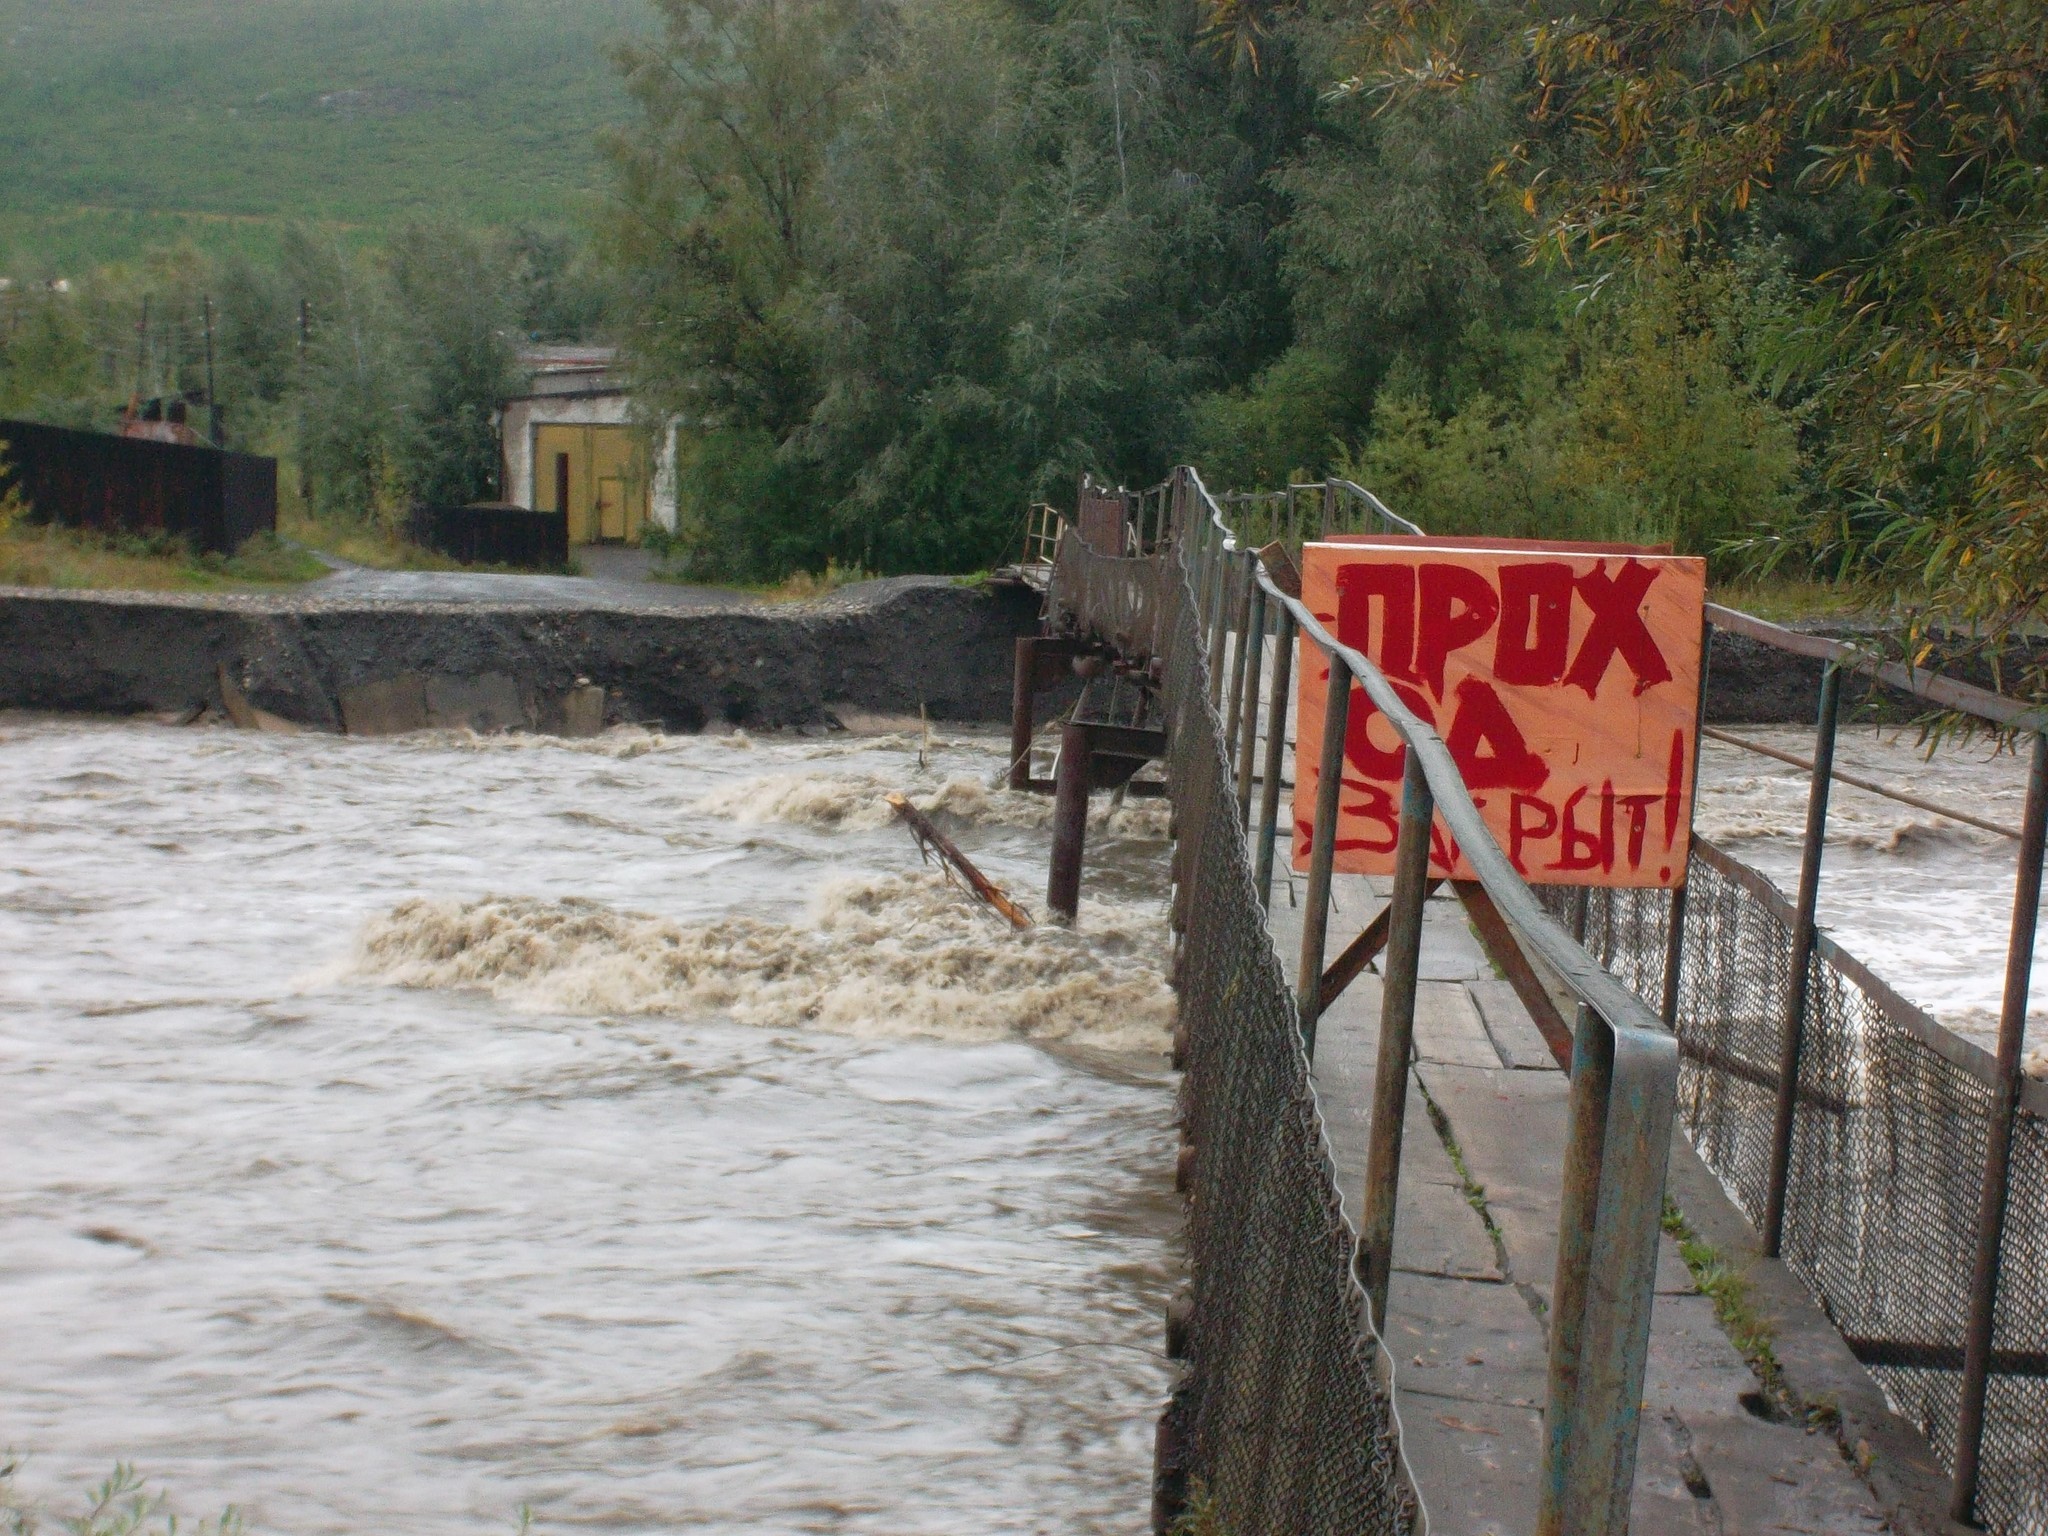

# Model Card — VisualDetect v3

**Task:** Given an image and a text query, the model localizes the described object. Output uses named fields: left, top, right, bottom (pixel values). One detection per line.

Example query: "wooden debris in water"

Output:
left=886, top=792, right=1033, bottom=930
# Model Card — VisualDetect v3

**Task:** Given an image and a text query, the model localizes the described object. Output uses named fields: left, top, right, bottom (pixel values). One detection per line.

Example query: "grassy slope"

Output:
left=0, top=0, right=646, bottom=270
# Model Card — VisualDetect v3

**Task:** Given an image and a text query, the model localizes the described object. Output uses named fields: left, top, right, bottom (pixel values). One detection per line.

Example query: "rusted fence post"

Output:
left=1660, top=621, right=1713, bottom=1024
left=1255, top=608, right=1295, bottom=908
left=1950, top=728, right=2048, bottom=1524
left=1764, top=659, right=1841, bottom=1256
left=1225, top=554, right=1255, bottom=767
left=1295, top=654, right=1350, bottom=1057
left=1206, top=535, right=1233, bottom=711
left=1356, top=747, right=1434, bottom=1329
left=1047, top=722, right=1093, bottom=922
left=1235, top=580, right=1266, bottom=826
left=1538, top=1004, right=1613, bottom=1536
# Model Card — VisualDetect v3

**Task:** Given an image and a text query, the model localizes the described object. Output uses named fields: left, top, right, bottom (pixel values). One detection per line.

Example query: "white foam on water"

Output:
left=697, top=769, right=1172, bottom=838
left=354, top=873, right=1176, bottom=1054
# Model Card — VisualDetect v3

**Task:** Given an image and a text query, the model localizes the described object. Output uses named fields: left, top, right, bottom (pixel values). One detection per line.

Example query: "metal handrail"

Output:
left=1168, top=465, right=1677, bottom=1536
left=1703, top=602, right=2048, bottom=734
left=1111, top=463, right=2047, bottom=1529
left=1697, top=606, right=2047, bottom=1526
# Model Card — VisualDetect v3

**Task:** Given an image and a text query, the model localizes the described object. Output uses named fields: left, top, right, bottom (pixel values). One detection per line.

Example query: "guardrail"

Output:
left=1170, top=466, right=1679, bottom=1536
left=1577, top=606, right=2048, bottom=1535
left=1050, top=469, right=1682, bottom=1532
left=1143, top=482, right=1418, bottom=1535
left=1053, top=462, right=2048, bottom=1533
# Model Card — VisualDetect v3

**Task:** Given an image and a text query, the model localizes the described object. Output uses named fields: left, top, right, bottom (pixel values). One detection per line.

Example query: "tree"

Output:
left=390, top=224, right=521, bottom=508
left=1339, top=0, right=2048, bottom=671
left=604, top=0, right=1309, bottom=579
left=284, top=231, right=408, bottom=523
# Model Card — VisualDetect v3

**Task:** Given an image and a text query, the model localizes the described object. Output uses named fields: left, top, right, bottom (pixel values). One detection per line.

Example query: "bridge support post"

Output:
left=1225, top=555, right=1255, bottom=767
left=1659, top=620, right=1713, bottom=1026
left=1234, top=581, right=1266, bottom=827
left=1764, top=659, right=1842, bottom=1256
left=1008, top=638, right=1039, bottom=792
left=1254, top=608, right=1295, bottom=908
left=1048, top=722, right=1093, bottom=922
left=1951, top=727, right=2048, bottom=1525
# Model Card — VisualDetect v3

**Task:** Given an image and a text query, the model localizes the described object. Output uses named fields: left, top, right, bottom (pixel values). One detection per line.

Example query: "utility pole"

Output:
left=297, top=298, right=312, bottom=504
left=202, top=294, right=222, bottom=447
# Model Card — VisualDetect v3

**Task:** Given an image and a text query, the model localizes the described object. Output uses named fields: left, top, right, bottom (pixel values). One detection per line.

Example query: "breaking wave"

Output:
left=697, top=771, right=1172, bottom=838
left=352, top=873, right=1176, bottom=1053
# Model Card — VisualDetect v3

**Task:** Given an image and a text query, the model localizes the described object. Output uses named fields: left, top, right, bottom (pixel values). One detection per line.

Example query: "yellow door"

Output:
left=533, top=424, right=592, bottom=543
left=531, top=424, right=650, bottom=544
left=597, top=476, right=627, bottom=541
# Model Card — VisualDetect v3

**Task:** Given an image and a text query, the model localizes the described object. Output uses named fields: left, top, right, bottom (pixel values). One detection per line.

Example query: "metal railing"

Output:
left=1050, top=463, right=2048, bottom=1533
left=1050, top=468, right=1683, bottom=1533
left=1176, top=467, right=1679, bottom=1536
left=1653, top=606, right=2047, bottom=1533
left=1212, top=477, right=1423, bottom=551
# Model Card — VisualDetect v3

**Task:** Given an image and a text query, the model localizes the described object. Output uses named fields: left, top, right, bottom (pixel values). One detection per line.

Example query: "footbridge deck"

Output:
left=1027, top=468, right=2047, bottom=1536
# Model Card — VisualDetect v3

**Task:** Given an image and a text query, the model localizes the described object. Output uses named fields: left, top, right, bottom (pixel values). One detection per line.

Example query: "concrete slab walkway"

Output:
left=1261, top=868, right=1952, bottom=1535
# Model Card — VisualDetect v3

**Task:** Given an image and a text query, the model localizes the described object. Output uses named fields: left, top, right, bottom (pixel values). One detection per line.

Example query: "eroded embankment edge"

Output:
left=0, top=578, right=1045, bottom=733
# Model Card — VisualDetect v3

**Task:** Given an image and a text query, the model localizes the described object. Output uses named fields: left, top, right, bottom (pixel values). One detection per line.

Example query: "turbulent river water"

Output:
left=3, top=709, right=2040, bottom=1534
left=1694, top=724, right=2047, bottom=1065
left=0, top=716, right=1180, bottom=1534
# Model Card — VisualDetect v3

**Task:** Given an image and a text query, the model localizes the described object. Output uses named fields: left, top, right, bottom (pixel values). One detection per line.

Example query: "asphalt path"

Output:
left=305, top=545, right=756, bottom=611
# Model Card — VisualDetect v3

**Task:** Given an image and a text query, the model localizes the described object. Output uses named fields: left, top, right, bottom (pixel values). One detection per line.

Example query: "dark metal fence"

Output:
left=0, top=417, right=277, bottom=556
left=1150, top=506, right=1421, bottom=1535
left=408, top=502, right=569, bottom=569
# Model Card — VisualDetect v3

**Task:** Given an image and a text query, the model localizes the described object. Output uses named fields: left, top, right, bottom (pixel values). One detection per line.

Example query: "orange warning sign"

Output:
left=1291, top=538, right=1705, bottom=887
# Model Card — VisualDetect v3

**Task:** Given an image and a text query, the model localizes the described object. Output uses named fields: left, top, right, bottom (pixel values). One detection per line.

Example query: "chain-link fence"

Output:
left=1545, top=850, right=2048, bottom=1536
left=1148, top=507, right=1421, bottom=1534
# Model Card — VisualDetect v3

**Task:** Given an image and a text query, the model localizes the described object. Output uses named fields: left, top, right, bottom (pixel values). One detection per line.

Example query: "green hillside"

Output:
left=0, top=0, right=646, bottom=272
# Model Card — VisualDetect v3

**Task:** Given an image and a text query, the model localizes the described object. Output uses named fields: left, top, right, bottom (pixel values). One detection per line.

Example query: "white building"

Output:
left=499, top=346, right=678, bottom=545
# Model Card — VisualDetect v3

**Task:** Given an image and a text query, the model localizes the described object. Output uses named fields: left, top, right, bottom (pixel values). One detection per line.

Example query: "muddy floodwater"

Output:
left=1694, top=724, right=2048, bottom=1064
left=0, top=716, right=1179, bottom=1533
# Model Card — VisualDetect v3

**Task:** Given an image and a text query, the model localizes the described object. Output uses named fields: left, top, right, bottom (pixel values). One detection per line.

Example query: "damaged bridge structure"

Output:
left=1013, top=468, right=2048, bottom=1536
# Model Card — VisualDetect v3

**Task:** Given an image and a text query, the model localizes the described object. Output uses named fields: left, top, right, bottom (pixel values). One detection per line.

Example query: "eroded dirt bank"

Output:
left=0, top=576, right=1044, bottom=733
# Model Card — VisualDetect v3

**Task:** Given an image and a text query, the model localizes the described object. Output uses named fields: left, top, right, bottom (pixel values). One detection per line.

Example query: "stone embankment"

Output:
left=0, top=576, right=1044, bottom=734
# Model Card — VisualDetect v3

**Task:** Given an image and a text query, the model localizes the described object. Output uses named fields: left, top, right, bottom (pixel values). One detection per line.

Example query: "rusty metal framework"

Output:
left=1044, top=527, right=1167, bottom=659
left=1044, top=457, right=2048, bottom=1534
left=1548, top=780, right=2048, bottom=1532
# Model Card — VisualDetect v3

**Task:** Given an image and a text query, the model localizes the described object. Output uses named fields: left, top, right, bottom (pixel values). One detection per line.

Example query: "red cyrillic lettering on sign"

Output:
left=1340, top=778, right=1401, bottom=854
left=1416, top=562, right=1499, bottom=699
left=1551, top=786, right=1605, bottom=872
left=1442, top=677, right=1549, bottom=792
left=1296, top=540, right=1703, bottom=888
left=1509, top=794, right=1558, bottom=873
left=1336, top=562, right=1417, bottom=683
left=1346, top=681, right=1436, bottom=779
left=1493, top=561, right=1575, bottom=686
left=1664, top=726, right=1686, bottom=849
left=1565, top=560, right=1673, bottom=698
left=1619, top=793, right=1662, bottom=870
